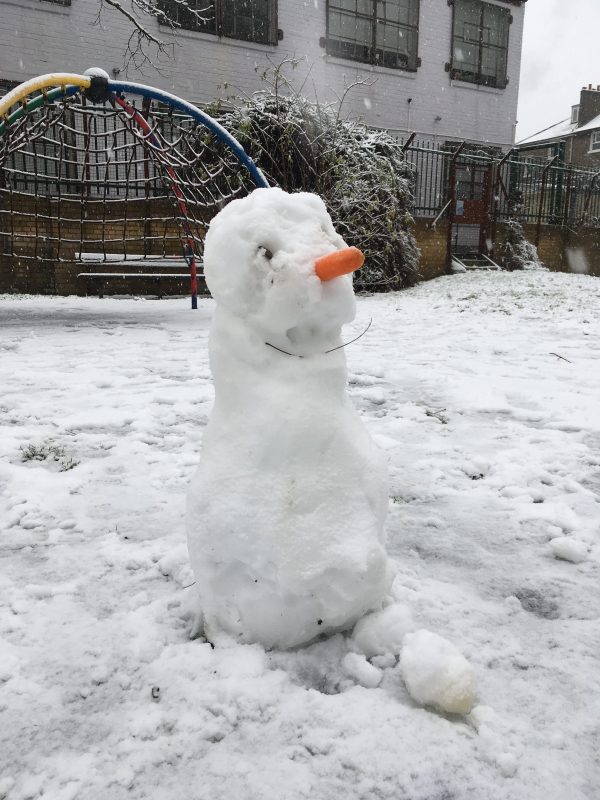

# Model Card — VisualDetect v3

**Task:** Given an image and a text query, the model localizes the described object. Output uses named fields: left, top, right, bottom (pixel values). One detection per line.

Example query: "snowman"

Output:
left=187, top=187, right=390, bottom=650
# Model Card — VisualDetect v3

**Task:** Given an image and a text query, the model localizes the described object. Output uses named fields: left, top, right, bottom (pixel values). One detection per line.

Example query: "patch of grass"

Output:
left=20, top=441, right=79, bottom=472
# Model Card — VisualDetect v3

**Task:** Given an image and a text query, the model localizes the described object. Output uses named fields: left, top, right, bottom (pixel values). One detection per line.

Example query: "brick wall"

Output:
left=413, top=220, right=600, bottom=283
left=568, top=132, right=600, bottom=168
left=413, top=219, right=448, bottom=281
left=3, top=212, right=599, bottom=296
left=0, top=0, right=525, bottom=149
left=0, top=193, right=207, bottom=295
left=494, top=222, right=600, bottom=278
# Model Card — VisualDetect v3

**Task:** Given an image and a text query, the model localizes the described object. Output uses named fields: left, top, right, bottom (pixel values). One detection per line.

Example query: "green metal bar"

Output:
left=0, top=85, right=80, bottom=138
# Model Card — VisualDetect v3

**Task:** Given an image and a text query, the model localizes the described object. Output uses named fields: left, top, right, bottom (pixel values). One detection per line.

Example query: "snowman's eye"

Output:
left=258, top=246, right=273, bottom=261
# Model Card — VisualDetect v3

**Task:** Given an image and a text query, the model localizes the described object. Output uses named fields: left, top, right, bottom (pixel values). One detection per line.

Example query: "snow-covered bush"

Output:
left=499, top=219, right=542, bottom=271
left=211, top=88, right=420, bottom=291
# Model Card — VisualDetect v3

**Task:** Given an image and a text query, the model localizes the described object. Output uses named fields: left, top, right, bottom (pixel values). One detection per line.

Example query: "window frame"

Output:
left=157, top=0, right=278, bottom=46
left=448, top=0, right=511, bottom=90
left=589, top=131, right=600, bottom=153
left=324, top=0, right=422, bottom=73
left=571, top=105, right=580, bottom=125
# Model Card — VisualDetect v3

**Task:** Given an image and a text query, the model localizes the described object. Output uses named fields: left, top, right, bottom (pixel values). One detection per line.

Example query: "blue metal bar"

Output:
left=109, top=80, right=269, bottom=189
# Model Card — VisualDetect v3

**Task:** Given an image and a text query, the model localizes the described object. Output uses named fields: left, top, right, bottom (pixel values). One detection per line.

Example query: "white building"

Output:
left=0, top=0, right=526, bottom=148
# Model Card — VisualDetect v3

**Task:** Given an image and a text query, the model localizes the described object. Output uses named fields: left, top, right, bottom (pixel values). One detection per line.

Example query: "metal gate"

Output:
left=451, top=159, right=494, bottom=256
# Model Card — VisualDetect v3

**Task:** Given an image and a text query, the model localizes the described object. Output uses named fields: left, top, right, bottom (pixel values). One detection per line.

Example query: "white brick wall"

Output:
left=0, top=0, right=525, bottom=147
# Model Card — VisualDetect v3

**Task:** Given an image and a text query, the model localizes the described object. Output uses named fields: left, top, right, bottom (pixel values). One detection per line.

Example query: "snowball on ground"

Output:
left=351, top=603, right=414, bottom=658
left=400, top=630, right=477, bottom=715
left=342, top=652, right=383, bottom=688
left=549, top=537, right=588, bottom=564
left=187, top=188, right=390, bottom=650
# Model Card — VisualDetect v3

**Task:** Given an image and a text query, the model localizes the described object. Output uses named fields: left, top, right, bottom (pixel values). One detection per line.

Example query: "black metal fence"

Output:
left=4, top=102, right=600, bottom=235
left=395, top=137, right=600, bottom=229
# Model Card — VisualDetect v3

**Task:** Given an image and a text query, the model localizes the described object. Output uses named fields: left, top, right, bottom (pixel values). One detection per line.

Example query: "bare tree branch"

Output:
left=95, top=0, right=212, bottom=71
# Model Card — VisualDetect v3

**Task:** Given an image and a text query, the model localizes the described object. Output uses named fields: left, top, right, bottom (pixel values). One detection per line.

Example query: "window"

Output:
left=449, top=0, right=510, bottom=89
left=40, top=0, right=71, bottom=5
left=157, top=0, right=277, bottom=45
left=571, top=105, right=580, bottom=125
left=325, top=0, right=421, bottom=72
left=590, top=132, right=600, bottom=153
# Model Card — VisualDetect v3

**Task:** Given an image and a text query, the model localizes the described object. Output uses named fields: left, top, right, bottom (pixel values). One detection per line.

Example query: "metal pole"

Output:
left=401, top=132, right=417, bottom=154
left=562, top=166, right=574, bottom=227
left=490, top=148, right=514, bottom=258
left=446, top=142, right=466, bottom=270
left=536, top=155, right=559, bottom=249
left=580, top=171, right=600, bottom=224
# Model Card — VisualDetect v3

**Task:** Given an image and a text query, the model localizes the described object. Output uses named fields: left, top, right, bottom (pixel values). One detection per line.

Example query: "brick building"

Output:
left=0, top=0, right=527, bottom=149
left=517, top=84, right=600, bottom=166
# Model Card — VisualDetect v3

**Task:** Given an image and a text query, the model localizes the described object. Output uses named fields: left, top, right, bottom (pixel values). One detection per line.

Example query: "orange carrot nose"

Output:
left=314, top=246, right=365, bottom=282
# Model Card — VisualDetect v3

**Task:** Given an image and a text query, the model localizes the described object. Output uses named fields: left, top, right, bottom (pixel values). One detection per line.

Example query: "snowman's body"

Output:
left=187, top=188, right=390, bottom=650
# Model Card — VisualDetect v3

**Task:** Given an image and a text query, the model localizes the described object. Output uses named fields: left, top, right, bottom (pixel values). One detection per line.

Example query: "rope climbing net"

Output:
left=0, top=72, right=268, bottom=306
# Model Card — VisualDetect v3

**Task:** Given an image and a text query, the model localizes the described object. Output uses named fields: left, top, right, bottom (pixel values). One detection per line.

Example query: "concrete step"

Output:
left=452, top=254, right=501, bottom=271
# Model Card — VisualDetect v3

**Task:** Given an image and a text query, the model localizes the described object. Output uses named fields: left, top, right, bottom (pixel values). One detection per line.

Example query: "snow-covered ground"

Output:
left=1, top=271, right=599, bottom=800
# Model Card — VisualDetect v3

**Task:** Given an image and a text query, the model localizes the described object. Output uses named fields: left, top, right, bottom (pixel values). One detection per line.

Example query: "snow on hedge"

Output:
left=213, top=89, right=420, bottom=292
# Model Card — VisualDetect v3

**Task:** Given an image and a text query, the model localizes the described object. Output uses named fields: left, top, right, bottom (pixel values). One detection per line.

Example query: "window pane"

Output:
left=157, top=0, right=216, bottom=33
left=482, top=3, right=509, bottom=47
left=328, top=2, right=373, bottom=63
left=328, top=0, right=419, bottom=68
left=377, top=0, right=418, bottom=27
left=452, top=0, right=509, bottom=88
left=480, top=46, right=505, bottom=86
left=222, top=0, right=271, bottom=44
left=453, top=41, right=478, bottom=71
left=454, top=0, right=480, bottom=30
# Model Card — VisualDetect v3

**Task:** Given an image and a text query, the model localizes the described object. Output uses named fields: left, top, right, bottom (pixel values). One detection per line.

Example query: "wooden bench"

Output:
left=77, top=253, right=204, bottom=298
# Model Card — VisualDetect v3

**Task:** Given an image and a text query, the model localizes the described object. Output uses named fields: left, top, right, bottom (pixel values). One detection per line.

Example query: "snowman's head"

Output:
left=203, top=188, right=359, bottom=350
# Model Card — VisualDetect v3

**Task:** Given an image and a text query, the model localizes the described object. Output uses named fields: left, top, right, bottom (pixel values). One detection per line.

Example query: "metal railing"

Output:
left=395, top=136, right=600, bottom=230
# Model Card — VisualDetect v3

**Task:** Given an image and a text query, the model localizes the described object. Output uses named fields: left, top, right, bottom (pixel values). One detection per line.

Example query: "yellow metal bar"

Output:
left=0, top=73, right=91, bottom=117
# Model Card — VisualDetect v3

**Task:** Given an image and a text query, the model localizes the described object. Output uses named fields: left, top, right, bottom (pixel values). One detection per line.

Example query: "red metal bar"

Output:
left=113, top=94, right=199, bottom=309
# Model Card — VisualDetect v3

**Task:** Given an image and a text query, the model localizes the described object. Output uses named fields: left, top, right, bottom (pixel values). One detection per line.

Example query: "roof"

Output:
left=518, top=113, right=600, bottom=146
left=576, top=114, right=600, bottom=134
